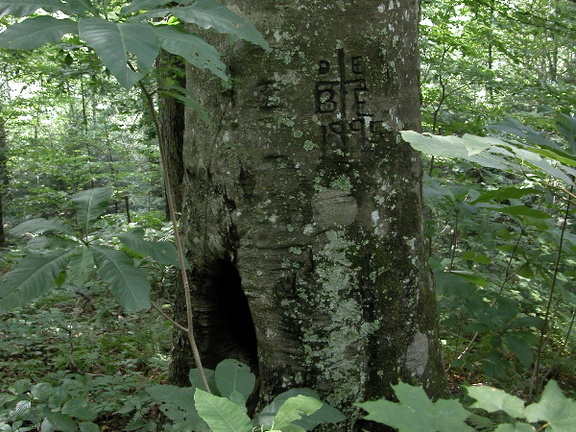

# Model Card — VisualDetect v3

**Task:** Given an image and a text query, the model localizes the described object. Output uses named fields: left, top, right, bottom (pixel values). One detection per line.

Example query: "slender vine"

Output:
left=136, top=72, right=211, bottom=393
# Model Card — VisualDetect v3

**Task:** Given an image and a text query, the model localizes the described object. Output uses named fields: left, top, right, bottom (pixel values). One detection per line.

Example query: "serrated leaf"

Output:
left=357, top=382, right=474, bottom=432
left=0, top=0, right=64, bottom=17
left=11, top=217, right=74, bottom=236
left=0, top=249, right=75, bottom=314
left=0, top=16, right=78, bottom=50
left=117, top=228, right=183, bottom=267
left=173, top=0, right=269, bottom=49
left=154, top=25, right=227, bottom=81
left=71, top=187, right=113, bottom=234
left=92, top=246, right=151, bottom=312
left=273, top=395, right=322, bottom=431
left=214, top=359, right=255, bottom=402
left=524, top=380, right=576, bottom=432
left=68, top=246, right=94, bottom=287
left=466, top=385, right=525, bottom=418
left=194, top=389, right=252, bottom=432
left=79, top=18, right=160, bottom=88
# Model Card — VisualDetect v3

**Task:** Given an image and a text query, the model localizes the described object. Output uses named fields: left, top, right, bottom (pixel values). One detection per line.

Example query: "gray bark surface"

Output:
left=170, top=0, right=446, bottom=424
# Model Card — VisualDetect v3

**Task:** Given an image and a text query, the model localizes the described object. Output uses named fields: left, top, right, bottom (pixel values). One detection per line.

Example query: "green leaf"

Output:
left=62, top=398, right=97, bottom=422
left=11, top=217, right=74, bottom=236
left=524, top=380, right=576, bottom=432
left=493, top=205, right=551, bottom=219
left=0, top=16, right=78, bottom=49
left=472, top=187, right=543, bottom=204
left=503, top=333, right=533, bottom=368
left=557, top=114, right=576, bottom=153
left=44, top=412, right=77, bottom=432
left=67, top=246, right=95, bottom=288
left=357, top=382, right=474, bottom=432
left=121, top=0, right=182, bottom=16
left=0, top=0, right=65, bottom=17
left=154, top=25, right=227, bottom=81
left=147, top=384, right=206, bottom=430
left=194, top=389, right=252, bottom=432
left=466, top=385, right=525, bottom=418
left=450, top=270, right=488, bottom=287
left=461, top=251, right=491, bottom=265
left=273, top=395, right=323, bottom=431
left=214, top=359, right=255, bottom=402
left=79, top=18, right=160, bottom=88
left=173, top=0, right=270, bottom=50
left=61, top=0, right=99, bottom=16
left=0, top=249, right=75, bottom=314
left=71, top=187, right=113, bottom=234
left=494, top=423, right=534, bottom=432
left=117, top=228, right=183, bottom=267
left=257, top=389, right=345, bottom=431
left=79, top=422, right=101, bottom=432
left=189, top=367, right=217, bottom=393
left=92, top=246, right=151, bottom=312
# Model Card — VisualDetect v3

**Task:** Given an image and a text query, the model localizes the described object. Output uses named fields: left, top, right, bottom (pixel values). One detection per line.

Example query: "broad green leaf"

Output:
left=154, top=25, right=227, bottom=81
left=466, top=385, right=525, bottom=418
left=0, top=16, right=78, bottom=50
left=461, top=133, right=497, bottom=155
left=461, top=251, right=491, bottom=265
left=0, top=0, right=64, bottom=17
left=494, top=423, right=534, bottom=432
left=44, top=412, right=77, bottom=432
left=257, top=388, right=345, bottom=430
left=61, top=0, right=99, bottom=15
left=189, top=367, right=217, bottom=393
left=92, top=246, right=151, bottom=312
left=71, top=187, right=113, bottom=234
left=214, top=359, right=255, bottom=402
left=493, top=205, right=551, bottom=219
left=557, top=114, right=576, bottom=153
left=504, top=333, right=533, bottom=368
left=194, top=389, right=252, bottom=432
left=79, top=18, right=159, bottom=89
left=173, top=0, right=270, bottom=50
left=524, top=380, right=576, bottom=432
left=401, top=131, right=470, bottom=159
left=68, top=246, right=95, bottom=287
left=450, top=270, right=488, bottom=287
left=147, top=384, right=206, bottom=430
left=472, top=187, right=543, bottom=204
left=120, top=0, right=182, bottom=16
left=62, top=398, right=97, bottom=422
left=357, top=382, right=474, bottom=432
left=0, top=249, right=75, bottom=314
left=11, top=217, right=74, bottom=236
left=273, top=395, right=323, bottom=431
left=117, top=228, right=183, bottom=267
left=79, top=422, right=101, bottom=432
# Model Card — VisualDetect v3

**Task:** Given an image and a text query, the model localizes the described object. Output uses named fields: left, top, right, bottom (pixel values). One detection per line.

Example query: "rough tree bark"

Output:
left=169, top=0, right=446, bottom=425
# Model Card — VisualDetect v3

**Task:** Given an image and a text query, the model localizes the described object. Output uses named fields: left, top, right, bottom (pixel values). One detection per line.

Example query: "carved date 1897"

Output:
left=315, top=49, right=387, bottom=153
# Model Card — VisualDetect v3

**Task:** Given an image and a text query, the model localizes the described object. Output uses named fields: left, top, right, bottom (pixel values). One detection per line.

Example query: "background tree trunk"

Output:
left=0, top=111, right=7, bottom=246
left=170, top=0, right=446, bottom=425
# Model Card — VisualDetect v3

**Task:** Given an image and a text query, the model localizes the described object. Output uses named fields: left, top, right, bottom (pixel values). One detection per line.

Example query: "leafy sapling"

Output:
left=0, top=186, right=182, bottom=314
left=148, top=359, right=346, bottom=432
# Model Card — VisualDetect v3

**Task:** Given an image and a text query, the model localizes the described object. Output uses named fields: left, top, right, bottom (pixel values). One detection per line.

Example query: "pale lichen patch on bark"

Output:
left=404, top=331, right=430, bottom=378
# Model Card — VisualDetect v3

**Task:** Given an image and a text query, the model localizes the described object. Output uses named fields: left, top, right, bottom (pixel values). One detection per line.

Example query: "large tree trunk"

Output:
left=170, top=0, right=446, bottom=425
